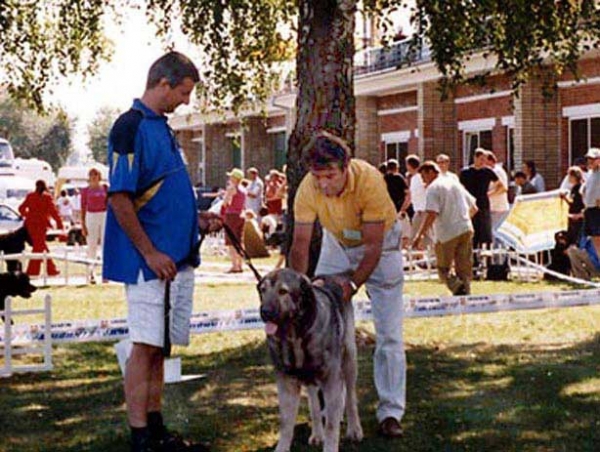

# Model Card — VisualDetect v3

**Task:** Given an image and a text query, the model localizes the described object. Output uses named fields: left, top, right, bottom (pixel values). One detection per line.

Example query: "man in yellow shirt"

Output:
left=289, top=130, right=405, bottom=438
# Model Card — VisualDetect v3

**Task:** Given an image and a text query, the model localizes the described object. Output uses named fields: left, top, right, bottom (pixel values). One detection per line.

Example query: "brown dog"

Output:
left=258, top=268, right=362, bottom=452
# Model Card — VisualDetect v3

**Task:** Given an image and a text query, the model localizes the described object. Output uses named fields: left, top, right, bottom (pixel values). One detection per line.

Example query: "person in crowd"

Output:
left=406, top=154, right=432, bottom=247
left=241, top=209, right=269, bottom=258
left=80, top=167, right=108, bottom=283
left=222, top=168, right=247, bottom=273
left=566, top=236, right=600, bottom=280
left=413, top=161, right=478, bottom=295
left=18, top=180, right=64, bottom=277
left=486, top=151, right=509, bottom=232
left=459, top=148, right=499, bottom=253
left=56, top=189, right=74, bottom=226
left=245, top=167, right=264, bottom=218
left=71, top=187, right=82, bottom=223
left=435, top=153, right=459, bottom=181
left=514, top=171, right=538, bottom=195
left=384, top=158, right=409, bottom=213
left=560, top=166, right=585, bottom=244
left=560, top=157, right=589, bottom=191
left=265, top=169, right=284, bottom=220
left=289, top=130, right=406, bottom=438
left=378, top=161, right=388, bottom=175
left=523, top=160, right=545, bottom=192
left=582, top=147, right=600, bottom=258
left=102, top=51, right=216, bottom=452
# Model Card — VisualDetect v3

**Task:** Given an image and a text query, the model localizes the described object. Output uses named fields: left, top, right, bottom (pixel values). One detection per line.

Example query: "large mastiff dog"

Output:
left=258, top=268, right=363, bottom=452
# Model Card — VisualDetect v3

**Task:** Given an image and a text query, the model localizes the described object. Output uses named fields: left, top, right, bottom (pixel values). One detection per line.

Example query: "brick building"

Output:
left=171, top=41, right=600, bottom=190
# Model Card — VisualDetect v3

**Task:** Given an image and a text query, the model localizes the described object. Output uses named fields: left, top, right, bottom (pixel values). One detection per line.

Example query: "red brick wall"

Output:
left=379, top=111, right=417, bottom=134
left=377, top=91, right=417, bottom=110
left=456, top=96, right=512, bottom=122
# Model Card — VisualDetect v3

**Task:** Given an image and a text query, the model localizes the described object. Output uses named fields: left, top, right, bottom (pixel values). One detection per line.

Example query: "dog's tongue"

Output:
left=265, top=321, right=278, bottom=336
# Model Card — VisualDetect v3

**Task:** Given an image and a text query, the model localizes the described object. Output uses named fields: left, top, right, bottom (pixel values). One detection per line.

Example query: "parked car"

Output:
left=195, top=186, right=221, bottom=212
left=0, top=203, right=23, bottom=234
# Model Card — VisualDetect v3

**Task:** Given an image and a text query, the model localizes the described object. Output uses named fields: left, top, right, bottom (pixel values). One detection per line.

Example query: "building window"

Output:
left=273, top=131, right=287, bottom=171
left=385, top=142, right=408, bottom=173
left=463, top=130, right=492, bottom=166
left=229, top=137, right=241, bottom=168
left=570, top=117, right=600, bottom=164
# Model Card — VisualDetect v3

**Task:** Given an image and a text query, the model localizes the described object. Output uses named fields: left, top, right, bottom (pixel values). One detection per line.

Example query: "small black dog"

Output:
left=0, top=226, right=32, bottom=272
left=0, top=272, right=37, bottom=323
left=544, top=230, right=572, bottom=279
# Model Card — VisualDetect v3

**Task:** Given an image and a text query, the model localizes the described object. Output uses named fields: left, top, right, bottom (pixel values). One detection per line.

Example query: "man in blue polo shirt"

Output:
left=104, top=51, right=217, bottom=452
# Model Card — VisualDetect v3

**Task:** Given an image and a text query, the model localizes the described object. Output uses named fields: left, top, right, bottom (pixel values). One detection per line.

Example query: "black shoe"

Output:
left=153, top=430, right=210, bottom=452
left=379, top=417, right=403, bottom=438
left=131, top=436, right=159, bottom=452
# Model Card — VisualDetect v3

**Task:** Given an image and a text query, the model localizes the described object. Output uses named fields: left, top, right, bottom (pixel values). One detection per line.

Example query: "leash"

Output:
left=222, top=223, right=263, bottom=282
left=163, top=280, right=171, bottom=357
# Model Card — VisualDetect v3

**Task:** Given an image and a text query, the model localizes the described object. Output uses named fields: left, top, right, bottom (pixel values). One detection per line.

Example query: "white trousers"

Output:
left=86, top=211, right=106, bottom=260
left=315, top=221, right=406, bottom=423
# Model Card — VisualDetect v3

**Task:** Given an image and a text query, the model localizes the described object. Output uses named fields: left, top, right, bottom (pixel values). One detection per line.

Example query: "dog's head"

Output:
left=0, top=272, right=37, bottom=299
left=257, top=268, right=315, bottom=336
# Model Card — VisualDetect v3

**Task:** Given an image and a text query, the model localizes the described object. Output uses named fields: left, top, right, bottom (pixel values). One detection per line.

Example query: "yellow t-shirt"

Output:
left=294, top=159, right=396, bottom=247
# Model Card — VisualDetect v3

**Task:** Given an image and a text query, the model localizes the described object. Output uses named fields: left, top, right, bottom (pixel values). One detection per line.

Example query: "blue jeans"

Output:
left=315, top=221, right=406, bottom=422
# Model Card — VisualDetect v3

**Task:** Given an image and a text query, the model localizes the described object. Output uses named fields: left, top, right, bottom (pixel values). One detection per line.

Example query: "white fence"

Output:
left=1, top=295, right=53, bottom=377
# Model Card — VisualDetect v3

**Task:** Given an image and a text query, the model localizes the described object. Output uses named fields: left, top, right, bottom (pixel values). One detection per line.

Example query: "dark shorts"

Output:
left=224, top=213, right=244, bottom=246
left=584, top=207, right=600, bottom=236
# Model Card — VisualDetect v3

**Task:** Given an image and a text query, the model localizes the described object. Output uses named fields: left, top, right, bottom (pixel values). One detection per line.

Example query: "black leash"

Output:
left=222, top=223, right=263, bottom=282
left=163, top=280, right=171, bottom=357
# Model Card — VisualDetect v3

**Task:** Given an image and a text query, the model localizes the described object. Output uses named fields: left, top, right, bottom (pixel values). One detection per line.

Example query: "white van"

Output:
left=0, top=138, right=15, bottom=168
left=12, top=157, right=55, bottom=187
left=0, top=174, right=35, bottom=210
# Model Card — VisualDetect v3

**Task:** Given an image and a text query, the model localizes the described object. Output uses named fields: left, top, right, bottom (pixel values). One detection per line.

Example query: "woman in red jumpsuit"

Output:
left=18, top=180, right=64, bottom=276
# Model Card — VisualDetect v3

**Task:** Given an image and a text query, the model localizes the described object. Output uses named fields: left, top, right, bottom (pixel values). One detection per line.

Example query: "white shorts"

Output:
left=125, top=266, right=195, bottom=348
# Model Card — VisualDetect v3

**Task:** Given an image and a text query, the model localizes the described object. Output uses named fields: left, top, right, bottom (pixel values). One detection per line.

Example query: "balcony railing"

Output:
left=275, top=38, right=432, bottom=95
left=353, top=38, right=431, bottom=77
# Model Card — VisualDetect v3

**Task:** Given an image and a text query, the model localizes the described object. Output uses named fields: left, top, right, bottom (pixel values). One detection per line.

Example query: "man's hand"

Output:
left=199, top=211, right=223, bottom=234
left=313, top=274, right=355, bottom=302
left=144, top=249, right=177, bottom=281
left=412, top=235, right=424, bottom=250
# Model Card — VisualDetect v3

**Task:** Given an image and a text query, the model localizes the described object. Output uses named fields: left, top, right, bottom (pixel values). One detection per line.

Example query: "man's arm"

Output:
left=353, top=221, right=385, bottom=288
left=109, top=192, right=177, bottom=280
left=412, top=211, right=437, bottom=249
left=289, top=222, right=314, bottom=275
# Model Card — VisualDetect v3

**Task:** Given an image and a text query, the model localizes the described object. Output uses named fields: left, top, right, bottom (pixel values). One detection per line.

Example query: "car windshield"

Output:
left=0, top=205, right=20, bottom=221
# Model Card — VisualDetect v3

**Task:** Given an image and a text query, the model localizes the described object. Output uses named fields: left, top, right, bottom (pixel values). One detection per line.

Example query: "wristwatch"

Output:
left=349, top=280, right=359, bottom=295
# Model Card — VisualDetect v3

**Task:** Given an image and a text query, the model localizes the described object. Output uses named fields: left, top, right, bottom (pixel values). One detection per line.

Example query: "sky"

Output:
left=53, top=9, right=195, bottom=160
left=53, top=6, right=412, bottom=160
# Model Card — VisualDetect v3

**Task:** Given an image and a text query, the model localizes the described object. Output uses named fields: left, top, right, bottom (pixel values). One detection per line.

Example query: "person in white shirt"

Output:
left=435, top=153, right=459, bottom=182
left=56, top=189, right=74, bottom=225
left=405, top=154, right=433, bottom=247
left=486, top=151, right=509, bottom=232
left=523, top=160, right=545, bottom=192
left=245, top=167, right=264, bottom=217
left=413, top=161, right=478, bottom=295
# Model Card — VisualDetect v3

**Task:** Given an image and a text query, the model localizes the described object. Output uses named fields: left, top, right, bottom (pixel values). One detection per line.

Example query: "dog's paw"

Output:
left=346, top=423, right=364, bottom=442
left=308, top=432, right=324, bottom=446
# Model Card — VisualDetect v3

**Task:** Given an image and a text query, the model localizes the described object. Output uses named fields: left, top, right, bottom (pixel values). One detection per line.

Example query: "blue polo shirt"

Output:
left=102, top=99, right=200, bottom=284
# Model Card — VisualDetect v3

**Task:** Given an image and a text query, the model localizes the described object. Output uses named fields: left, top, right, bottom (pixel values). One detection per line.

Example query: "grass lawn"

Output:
left=1, top=263, right=600, bottom=451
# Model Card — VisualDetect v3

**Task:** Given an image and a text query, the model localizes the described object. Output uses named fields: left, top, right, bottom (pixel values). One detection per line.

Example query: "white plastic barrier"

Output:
left=2, top=289, right=600, bottom=346
left=1, top=294, right=53, bottom=377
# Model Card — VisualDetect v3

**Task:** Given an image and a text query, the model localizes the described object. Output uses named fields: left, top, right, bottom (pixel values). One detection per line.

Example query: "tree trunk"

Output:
left=285, top=0, right=356, bottom=274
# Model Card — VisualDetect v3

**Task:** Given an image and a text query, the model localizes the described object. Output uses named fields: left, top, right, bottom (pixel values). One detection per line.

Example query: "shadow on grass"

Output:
left=1, top=333, right=600, bottom=451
